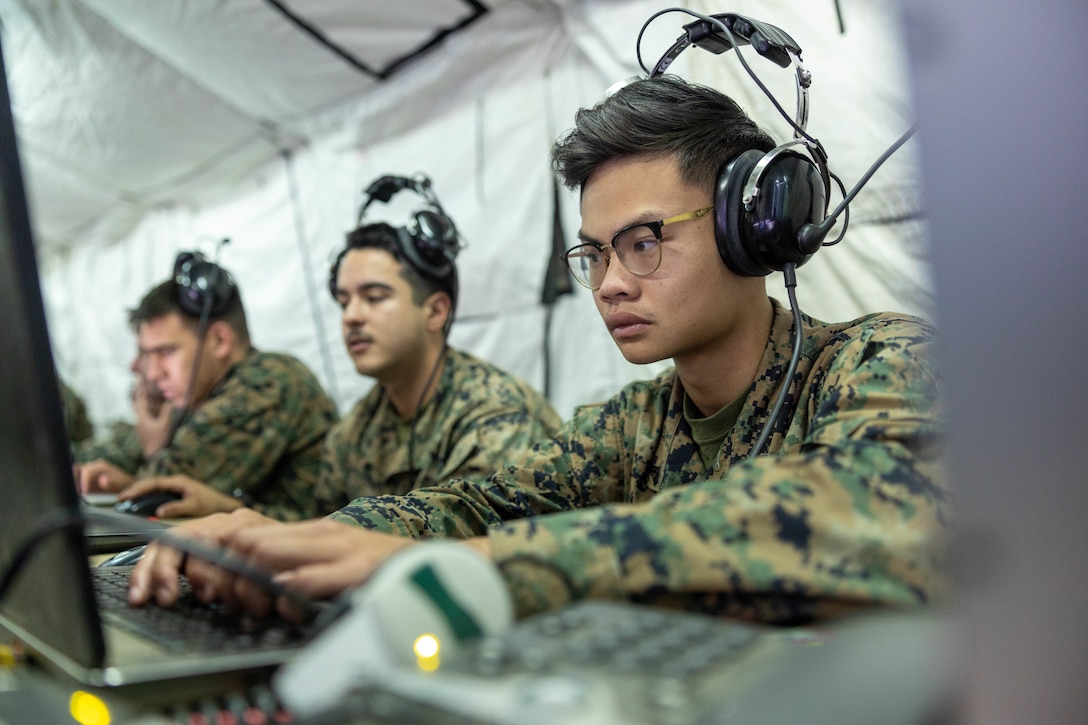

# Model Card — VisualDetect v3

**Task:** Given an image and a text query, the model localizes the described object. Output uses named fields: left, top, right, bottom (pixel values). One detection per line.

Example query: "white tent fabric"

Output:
left=0, top=0, right=934, bottom=438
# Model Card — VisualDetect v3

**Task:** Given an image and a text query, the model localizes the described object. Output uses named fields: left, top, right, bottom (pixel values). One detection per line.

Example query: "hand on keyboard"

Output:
left=128, top=509, right=417, bottom=626
left=128, top=508, right=283, bottom=611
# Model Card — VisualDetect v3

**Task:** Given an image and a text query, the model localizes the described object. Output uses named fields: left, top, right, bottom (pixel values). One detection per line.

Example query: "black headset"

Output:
left=330, top=174, right=461, bottom=296
left=646, top=12, right=832, bottom=278
left=173, top=247, right=235, bottom=317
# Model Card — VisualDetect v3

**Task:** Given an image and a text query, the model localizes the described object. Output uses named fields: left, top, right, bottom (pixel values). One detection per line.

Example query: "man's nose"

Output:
left=596, top=252, right=634, bottom=297
left=144, top=356, right=163, bottom=380
left=342, top=297, right=365, bottom=323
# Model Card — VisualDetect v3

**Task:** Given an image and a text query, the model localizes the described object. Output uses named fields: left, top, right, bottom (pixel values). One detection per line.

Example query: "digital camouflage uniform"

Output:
left=330, top=299, right=950, bottom=623
left=310, top=347, right=561, bottom=513
left=78, top=351, right=338, bottom=521
left=73, top=422, right=143, bottom=466
left=59, top=378, right=93, bottom=443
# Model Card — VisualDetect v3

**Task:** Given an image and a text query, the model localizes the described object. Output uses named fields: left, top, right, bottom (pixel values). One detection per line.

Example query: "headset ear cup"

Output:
left=716, top=148, right=828, bottom=277
left=174, top=253, right=234, bottom=317
left=402, top=210, right=455, bottom=280
left=415, top=209, right=457, bottom=250
left=746, top=151, right=827, bottom=271
left=715, top=150, right=770, bottom=277
left=398, top=226, right=450, bottom=282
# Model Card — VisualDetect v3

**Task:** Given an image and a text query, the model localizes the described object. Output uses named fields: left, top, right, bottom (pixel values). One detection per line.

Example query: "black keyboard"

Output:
left=92, top=567, right=316, bottom=655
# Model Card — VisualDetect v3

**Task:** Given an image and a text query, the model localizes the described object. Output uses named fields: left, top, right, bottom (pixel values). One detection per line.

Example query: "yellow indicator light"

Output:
left=69, top=690, right=111, bottom=725
left=413, top=633, right=441, bottom=672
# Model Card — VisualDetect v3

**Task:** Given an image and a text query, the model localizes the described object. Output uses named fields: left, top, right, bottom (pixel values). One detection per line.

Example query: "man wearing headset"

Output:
left=118, top=185, right=561, bottom=520
left=75, top=266, right=340, bottom=521
left=130, top=76, right=949, bottom=625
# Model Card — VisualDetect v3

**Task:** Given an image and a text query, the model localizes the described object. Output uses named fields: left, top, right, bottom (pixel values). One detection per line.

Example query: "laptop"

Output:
left=0, top=38, right=316, bottom=706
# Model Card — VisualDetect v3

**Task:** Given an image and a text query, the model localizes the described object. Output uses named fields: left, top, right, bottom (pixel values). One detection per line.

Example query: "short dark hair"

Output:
left=129, top=278, right=251, bottom=346
left=335, top=222, right=456, bottom=308
left=550, top=75, right=776, bottom=193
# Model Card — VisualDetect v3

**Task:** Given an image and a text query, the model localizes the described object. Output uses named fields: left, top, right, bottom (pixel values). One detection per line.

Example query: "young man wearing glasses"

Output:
left=130, top=76, right=949, bottom=626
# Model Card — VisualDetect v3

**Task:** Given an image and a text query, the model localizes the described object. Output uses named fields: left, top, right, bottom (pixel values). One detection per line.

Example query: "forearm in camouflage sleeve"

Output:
left=488, top=434, right=948, bottom=620
left=489, top=323, right=950, bottom=620
left=325, top=477, right=539, bottom=537
left=326, top=432, right=590, bottom=536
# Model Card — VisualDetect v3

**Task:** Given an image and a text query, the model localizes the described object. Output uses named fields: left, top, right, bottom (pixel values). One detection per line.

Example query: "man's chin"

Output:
left=351, top=358, right=381, bottom=378
left=615, top=343, right=667, bottom=367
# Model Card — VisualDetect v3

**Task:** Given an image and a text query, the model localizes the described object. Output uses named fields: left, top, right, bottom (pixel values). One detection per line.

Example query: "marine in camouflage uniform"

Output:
left=312, top=346, right=560, bottom=509
left=330, top=299, right=948, bottom=621
left=80, top=351, right=338, bottom=520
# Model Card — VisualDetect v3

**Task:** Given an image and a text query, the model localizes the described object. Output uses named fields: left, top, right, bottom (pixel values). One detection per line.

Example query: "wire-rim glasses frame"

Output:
left=560, top=205, right=714, bottom=290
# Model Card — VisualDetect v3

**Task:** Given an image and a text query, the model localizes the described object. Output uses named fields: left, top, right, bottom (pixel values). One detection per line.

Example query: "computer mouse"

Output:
left=113, top=490, right=183, bottom=517
left=97, top=544, right=148, bottom=568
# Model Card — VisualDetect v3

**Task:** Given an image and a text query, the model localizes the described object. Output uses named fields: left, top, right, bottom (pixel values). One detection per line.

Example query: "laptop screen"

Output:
left=0, top=35, right=106, bottom=669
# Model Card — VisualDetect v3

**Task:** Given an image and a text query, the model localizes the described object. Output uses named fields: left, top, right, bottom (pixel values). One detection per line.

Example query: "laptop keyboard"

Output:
left=92, top=567, right=316, bottom=655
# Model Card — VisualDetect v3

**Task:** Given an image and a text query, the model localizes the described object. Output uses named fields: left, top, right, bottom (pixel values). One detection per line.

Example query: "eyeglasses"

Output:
left=560, top=205, right=714, bottom=290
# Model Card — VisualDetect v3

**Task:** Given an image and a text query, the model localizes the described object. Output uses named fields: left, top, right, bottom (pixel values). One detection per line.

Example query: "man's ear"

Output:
left=423, top=291, right=452, bottom=335
left=205, top=320, right=237, bottom=360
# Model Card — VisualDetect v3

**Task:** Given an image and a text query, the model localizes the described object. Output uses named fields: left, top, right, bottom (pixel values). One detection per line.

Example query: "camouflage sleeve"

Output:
left=324, top=422, right=617, bottom=538
left=141, top=357, right=335, bottom=512
left=72, top=423, right=144, bottom=472
left=60, top=379, right=94, bottom=443
left=142, top=396, right=284, bottom=490
left=487, top=322, right=949, bottom=621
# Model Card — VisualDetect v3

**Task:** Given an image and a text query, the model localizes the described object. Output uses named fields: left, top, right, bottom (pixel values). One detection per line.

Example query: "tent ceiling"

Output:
left=0, top=0, right=492, bottom=249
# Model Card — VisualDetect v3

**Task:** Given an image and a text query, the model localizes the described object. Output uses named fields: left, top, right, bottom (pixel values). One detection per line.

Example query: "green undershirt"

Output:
left=684, top=391, right=747, bottom=470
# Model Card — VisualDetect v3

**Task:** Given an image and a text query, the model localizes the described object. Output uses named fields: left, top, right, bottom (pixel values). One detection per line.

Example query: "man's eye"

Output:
left=630, top=237, right=659, bottom=254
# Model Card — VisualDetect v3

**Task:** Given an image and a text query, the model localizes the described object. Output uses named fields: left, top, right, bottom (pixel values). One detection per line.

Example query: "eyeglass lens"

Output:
left=566, top=224, right=661, bottom=289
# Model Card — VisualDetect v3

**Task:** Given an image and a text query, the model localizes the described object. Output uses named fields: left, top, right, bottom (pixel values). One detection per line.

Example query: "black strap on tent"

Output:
left=263, top=0, right=488, bottom=81
left=834, top=0, right=845, bottom=34
left=540, top=177, right=573, bottom=399
left=541, top=177, right=573, bottom=307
